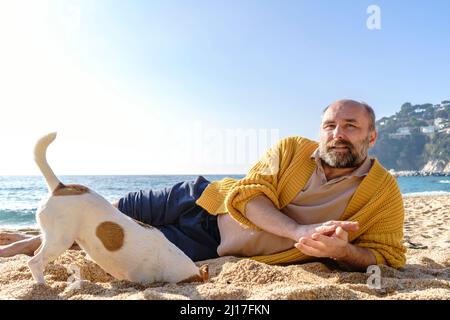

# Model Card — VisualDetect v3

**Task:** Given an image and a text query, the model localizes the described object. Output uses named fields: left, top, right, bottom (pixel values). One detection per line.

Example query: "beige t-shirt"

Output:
left=216, top=149, right=374, bottom=257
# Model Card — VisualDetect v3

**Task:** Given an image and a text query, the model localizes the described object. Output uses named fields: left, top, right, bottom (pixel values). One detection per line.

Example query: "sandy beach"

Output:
left=1, top=195, right=449, bottom=300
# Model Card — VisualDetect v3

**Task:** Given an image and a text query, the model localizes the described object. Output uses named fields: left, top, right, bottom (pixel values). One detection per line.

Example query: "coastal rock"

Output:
left=421, top=160, right=449, bottom=173
left=445, top=162, right=450, bottom=173
left=388, top=169, right=449, bottom=177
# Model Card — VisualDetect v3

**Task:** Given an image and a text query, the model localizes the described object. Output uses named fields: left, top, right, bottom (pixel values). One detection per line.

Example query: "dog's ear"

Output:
left=177, top=264, right=209, bottom=284
left=199, top=264, right=209, bottom=281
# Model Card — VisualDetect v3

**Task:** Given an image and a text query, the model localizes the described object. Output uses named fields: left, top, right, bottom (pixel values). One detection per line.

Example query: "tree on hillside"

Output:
left=436, top=109, right=449, bottom=119
left=409, top=117, right=427, bottom=127
left=425, top=133, right=450, bottom=162
left=400, top=103, right=414, bottom=113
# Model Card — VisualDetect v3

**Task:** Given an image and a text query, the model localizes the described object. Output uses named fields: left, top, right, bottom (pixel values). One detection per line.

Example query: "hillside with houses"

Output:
left=370, top=100, right=450, bottom=172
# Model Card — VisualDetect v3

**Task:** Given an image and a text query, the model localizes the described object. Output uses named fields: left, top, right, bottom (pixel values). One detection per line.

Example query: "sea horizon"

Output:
left=1, top=174, right=449, bottom=229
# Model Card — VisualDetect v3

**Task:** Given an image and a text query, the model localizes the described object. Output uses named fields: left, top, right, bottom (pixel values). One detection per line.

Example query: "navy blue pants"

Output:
left=117, top=176, right=220, bottom=261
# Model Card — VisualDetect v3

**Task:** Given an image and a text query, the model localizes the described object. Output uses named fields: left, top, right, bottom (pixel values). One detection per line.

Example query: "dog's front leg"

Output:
left=27, top=233, right=75, bottom=284
left=28, top=255, right=46, bottom=284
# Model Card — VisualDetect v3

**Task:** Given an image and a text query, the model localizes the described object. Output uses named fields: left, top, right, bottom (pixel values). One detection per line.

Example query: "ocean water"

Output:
left=0, top=175, right=449, bottom=229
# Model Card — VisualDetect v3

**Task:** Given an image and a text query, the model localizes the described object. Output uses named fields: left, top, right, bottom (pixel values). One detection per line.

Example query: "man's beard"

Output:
left=319, top=136, right=370, bottom=168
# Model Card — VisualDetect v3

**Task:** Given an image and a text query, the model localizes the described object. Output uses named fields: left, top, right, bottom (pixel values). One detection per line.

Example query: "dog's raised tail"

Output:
left=34, top=132, right=61, bottom=193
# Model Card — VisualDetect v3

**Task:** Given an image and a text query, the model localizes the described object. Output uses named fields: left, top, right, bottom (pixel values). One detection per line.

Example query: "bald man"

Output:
left=1, top=99, right=405, bottom=272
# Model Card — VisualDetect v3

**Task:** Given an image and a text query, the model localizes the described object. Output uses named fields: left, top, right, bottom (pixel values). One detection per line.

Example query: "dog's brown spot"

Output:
left=95, top=221, right=125, bottom=251
left=132, top=218, right=155, bottom=230
left=52, top=183, right=90, bottom=196
left=178, top=264, right=209, bottom=284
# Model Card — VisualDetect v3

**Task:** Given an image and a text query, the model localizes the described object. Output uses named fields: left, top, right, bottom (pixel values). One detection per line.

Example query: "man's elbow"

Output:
left=245, top=195, right=273, bottom=215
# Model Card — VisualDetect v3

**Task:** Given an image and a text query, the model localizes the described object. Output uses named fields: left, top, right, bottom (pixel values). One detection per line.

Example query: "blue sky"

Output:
left=0, top=0, right=449, bottom=174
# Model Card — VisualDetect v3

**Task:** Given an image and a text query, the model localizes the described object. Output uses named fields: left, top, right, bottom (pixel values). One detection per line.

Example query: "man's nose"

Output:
left=332, top=125, right=345, bottom=140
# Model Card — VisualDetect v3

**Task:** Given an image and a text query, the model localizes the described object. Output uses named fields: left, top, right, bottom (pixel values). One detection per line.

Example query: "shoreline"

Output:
left=389, top=170, right=450, bottom=177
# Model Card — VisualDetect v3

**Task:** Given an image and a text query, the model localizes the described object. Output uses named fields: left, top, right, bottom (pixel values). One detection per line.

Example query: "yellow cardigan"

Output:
left=196, top=136, right=406, bottom=269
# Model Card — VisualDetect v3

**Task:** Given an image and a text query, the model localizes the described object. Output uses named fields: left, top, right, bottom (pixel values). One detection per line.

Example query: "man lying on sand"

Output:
left=0, top=99, right=406, bottom=271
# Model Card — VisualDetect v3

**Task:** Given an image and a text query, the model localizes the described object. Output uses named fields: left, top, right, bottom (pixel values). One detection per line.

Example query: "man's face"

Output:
left=319, top=102, right=377, bottom=168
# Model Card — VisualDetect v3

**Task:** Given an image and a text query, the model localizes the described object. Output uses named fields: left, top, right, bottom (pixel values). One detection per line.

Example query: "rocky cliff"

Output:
left=370, top=101, right=450, bottom=171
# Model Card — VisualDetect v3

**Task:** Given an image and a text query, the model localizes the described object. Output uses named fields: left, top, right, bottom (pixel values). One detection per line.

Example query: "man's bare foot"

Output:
left=0, top=235, right=42, bottom=257
left=0, top=234, right=82, bottom=258
left=0, top=232, right=33, bottom=245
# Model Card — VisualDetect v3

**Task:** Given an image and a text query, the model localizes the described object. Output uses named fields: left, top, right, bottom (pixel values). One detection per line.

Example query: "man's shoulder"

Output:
left=369, top=158, right=396, bottom=180
left=365, top=159, right=402, bottom=195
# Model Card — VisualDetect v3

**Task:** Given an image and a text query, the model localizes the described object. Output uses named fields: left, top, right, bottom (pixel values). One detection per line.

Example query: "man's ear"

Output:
left=369, top=129, right=377, bottom=147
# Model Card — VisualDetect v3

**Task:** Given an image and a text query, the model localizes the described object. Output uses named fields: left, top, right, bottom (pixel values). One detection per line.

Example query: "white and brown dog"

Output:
left=28, top=132, right=208, bottom=285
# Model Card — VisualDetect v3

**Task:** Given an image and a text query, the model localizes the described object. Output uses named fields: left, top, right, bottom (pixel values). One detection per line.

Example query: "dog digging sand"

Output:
left=27, top=132, right=208, bottom=285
